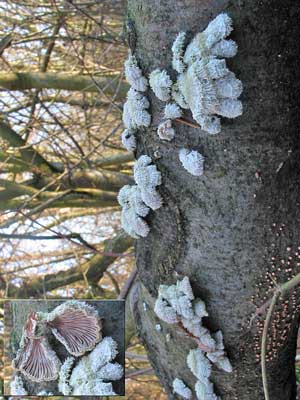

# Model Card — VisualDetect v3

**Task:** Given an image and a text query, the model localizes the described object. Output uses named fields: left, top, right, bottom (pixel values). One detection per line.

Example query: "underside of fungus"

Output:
left=44, top=301, right=102, bottom=356
left=12, top=312, right=61, bottom=383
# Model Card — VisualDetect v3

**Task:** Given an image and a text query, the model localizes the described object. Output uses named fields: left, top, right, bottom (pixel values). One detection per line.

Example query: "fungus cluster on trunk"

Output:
left=119, top=12, right=242, bottom=238
left=10, top=301, right=123, bottom=396
left=154, top=277, right=232, bottom=400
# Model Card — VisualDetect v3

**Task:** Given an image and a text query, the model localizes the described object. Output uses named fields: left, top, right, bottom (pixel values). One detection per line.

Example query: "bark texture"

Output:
left=127, top=1, right=300, bottom=399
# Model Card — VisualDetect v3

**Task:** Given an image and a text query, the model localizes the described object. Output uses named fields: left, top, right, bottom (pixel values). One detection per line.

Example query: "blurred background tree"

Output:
left=0, top=1, right=165, bottom=398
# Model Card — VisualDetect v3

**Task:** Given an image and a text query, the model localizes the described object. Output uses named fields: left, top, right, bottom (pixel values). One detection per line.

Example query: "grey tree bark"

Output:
left=126, top=1, right=300, bottom=399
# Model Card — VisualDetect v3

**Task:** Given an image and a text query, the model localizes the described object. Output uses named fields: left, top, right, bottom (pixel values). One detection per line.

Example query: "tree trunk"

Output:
left=127, top=1, right=300, bottom=399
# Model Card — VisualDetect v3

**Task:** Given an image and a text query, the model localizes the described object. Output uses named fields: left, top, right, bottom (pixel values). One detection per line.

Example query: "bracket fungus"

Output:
left=42, top=301, right=102, bottom=357
left=154, top=277, right=232, bottom=399
left=124, top=53, right=148, bottom=92
left=149, top=69, right=173, bottom=101
left=59, top=336, right=123, bottom=396
left=179, top=148, right=204, bottom=176
left=172, top=13, right=243, bottom=135
left=12, top=312, right=61, bottom=383
left=121, top=128, right=136, bottom=151
left=10, top=375, right=28, bottom=395
left=157, top=119, right=175, bottom=141
left=173, top=377, right=192, bottom=399
left=118, top=155, right=162, bottom=238
left=123, top=88, right=151, bottom=130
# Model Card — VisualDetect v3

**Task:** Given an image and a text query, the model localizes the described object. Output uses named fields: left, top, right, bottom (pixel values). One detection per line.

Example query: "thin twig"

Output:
left=261, top=289, right=281, bottom=400
left=118, top=265, right=137, bottom=300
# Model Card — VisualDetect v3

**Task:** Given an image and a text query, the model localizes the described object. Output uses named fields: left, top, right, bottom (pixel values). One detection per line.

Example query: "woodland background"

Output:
left=0, top=0, right=165, bottom=398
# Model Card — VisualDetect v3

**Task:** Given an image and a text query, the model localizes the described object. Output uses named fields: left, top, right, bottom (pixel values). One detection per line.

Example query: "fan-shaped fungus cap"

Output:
left=46, top=301, right=102, bottom=356
left=12, top=312, right=61, bottom=382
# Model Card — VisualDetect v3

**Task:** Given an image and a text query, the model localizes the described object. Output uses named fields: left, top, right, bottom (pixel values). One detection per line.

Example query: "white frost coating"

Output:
left=118, top=185, right=150, bottom=238
left=211, top=39, right=237, bottom=58
left=37, top=391, right=54, bottom=396
left=172, top=32, right=187, bottom=73
left=154, top=277, right=232, bottom=400
left=195, top=380, right=219, bottom=400
left=123, top=88, right=151, bottom=129
left=157, top=119, right=175, bottom=141
left=173, top=378, right=192, bottom=399
left=179, top=148, right=204, bottom=176
left=133, top=155, right=162, bottom=210
left=122, top=129, right=136, bottom=151
left=184, top=13, right=233, bottom=64
left=10, top=375, right=28, bottom=395
left=169, top=13, right=242, bottom=134
left=58, top=357, right=75, bottom=395
left=206, top=331, right=232, bottom=373
left=124, top=54, right=148, bottom=92
left=67, top=337, right=123, bottom=396
left=187, top=349, right=212, bottom=380
left=164, top=102, right=182, bottom=119
left=172, top=83, right=189, bottom=109
left=149, top=69, right=173, bottom=101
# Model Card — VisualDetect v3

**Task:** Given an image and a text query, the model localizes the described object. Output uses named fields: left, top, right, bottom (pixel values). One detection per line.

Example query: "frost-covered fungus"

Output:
left=164, top=102, right=182, bottom=120
left=173, top=378, right=192, bottom=399
left=195, top=379, right=219, bottom=400
left=206, top=331, right=232, bottom=373
left=65, top=336, right=123, bottom=396
left=12, top=312, right=61, bottom=382
left=172, top=82, right=189, bottom=109
left=149, top=69, right=173, bottom=101
left=172, top=32, right=187, bottom=73
left=45, top=301, right=102, bottom=356
left=179, top=148, right=204, bottom=176
left=124, top=54, right=148, bottom=92
left=133, top=155, right=162, bottom=210
left=157, top=119, right=175, bottom=141
left=187, top=348, right=212, bottom=381
left=184, top=13, right=233, bottom=64
left=123, top=88, right=151, bottom=129
left=121, top=129, right=136, bottom=151
left=117, top=184, right=150, bottom=238
left=58, top=357, right=75, bottom=395
left=170, top=13, right=242, bottom=134
left=10, top=375, right=28, bottom=395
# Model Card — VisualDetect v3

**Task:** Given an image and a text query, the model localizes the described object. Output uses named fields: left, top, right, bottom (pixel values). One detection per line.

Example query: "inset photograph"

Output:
left=4, top=300, right=124, bottom=396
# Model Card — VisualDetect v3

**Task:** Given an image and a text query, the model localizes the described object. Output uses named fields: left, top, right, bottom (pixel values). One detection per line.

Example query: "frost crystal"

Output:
left=149, top=69, right=173, bottom=101
left=170, top=13, right=242, bottom=134
left=157, top=119, right=175, bottom=141
left=124, top=54, right=148, bottom=92
left=184, top=13, right=233, bottom=64
left=10, top=375, right=28, bottom=395
left=66, top=336, right=123, bottom=396
left=122, top=129, right=136, bottom=151
left=164, top=102, right=182, bottom=119
left=172, top=32, right=187, bottom=73
left=58, top=357, right=75, bottom=395
left=123, top=88, right=151, bottom=129
left=154, top=277, right=232, bottom=400
left=173, top=378, right=192, bottom=399
left=187, top=349, right=212, bottom=380
left=179, top=148, right=204, bottom=176
left=118, top=184, right=150, bottom=238
left=133, top=155, right=162, bottom=210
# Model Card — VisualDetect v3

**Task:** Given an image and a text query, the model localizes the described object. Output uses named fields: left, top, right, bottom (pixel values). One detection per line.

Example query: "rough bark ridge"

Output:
left=126, top=1, right=300, bottom=399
